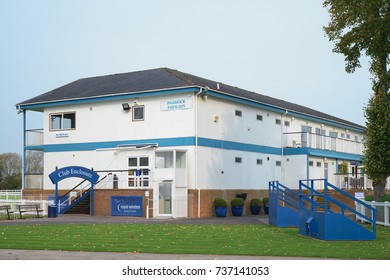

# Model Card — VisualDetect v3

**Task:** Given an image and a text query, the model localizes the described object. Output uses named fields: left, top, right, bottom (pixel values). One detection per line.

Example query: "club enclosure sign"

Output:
left=49, top=166, right=100, bottom=184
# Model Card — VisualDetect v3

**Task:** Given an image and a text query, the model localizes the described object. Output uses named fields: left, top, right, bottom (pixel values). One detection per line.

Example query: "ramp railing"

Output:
left=299, top=179, right=377, bottom=236
left=269, top=181, right=301, bottom=210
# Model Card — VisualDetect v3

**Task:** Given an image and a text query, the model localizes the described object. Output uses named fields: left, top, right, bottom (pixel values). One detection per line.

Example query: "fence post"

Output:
left=385, top=201, right=389, bottom=227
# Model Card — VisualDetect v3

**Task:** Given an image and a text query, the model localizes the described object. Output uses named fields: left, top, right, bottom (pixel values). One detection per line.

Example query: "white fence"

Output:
left=356, top=201, right=390, bottom=227
left=0, top=199, right=53, bottom=217
left=0, top=190, right=22, bottom=200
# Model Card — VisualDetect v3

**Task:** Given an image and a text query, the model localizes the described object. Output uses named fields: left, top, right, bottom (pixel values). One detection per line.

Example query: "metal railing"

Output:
left=299, top=179, right=377, bottom=235
left=25, top=129, right=44, bottom=147
left=0, top=190, right=22, bottom=200
left=284, top=131, right=363, bottom=154
left=356, top=201, right=390, bottom=227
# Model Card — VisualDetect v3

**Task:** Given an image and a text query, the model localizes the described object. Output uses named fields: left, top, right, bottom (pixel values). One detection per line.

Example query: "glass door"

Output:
left=159, top=182, right=172, bottom=215
left=128, top=156, right=150, bottom=187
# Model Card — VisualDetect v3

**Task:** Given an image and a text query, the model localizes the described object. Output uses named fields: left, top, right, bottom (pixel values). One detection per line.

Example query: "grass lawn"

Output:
left=0, top=223, right=389, bottom=259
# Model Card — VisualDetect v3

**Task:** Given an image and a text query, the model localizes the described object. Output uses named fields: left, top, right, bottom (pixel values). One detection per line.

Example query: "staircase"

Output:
left=64, top=194, right=90, bottom=214
left=269, top=179, right=377, bottom=240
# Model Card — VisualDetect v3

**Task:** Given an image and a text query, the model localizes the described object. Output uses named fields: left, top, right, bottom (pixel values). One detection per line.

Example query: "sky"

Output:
left=0, top=0, right=372, bottom=154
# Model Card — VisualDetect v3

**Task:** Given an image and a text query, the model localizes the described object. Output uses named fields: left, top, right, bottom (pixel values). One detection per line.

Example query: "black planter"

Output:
left=264, top=204, right=269, bottom=215
left=250, top=205, right=261, bottom=215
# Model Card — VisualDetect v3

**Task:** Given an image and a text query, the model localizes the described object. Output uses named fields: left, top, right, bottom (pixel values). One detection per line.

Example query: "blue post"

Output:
left=55, top=167, right=59, bottom=214
left=91, top=183, right=94, bottom=216
left=324, top=179, right=328, bottom=212
left=90, top=167, right=94, bottom=216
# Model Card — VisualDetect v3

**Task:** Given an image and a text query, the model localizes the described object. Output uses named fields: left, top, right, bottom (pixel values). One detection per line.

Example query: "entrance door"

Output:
left=324, top=162, right=329, bottom=179
left=128, top=156, right=150, bottom=187
left=159, top=182, right=172, bottom=215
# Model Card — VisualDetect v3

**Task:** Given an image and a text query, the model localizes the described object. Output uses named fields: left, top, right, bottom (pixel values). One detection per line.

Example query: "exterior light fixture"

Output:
left=122, top=103, right=130, bottom=111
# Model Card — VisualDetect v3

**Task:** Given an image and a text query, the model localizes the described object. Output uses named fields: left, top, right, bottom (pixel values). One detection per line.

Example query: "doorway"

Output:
left=158, top=181, right=172, bottom=215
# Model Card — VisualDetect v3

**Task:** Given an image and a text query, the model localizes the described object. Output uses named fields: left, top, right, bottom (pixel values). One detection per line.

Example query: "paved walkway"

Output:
left=0, top=214, right=319, bottom=260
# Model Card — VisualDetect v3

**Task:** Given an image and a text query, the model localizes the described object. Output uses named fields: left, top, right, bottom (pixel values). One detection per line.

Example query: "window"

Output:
left=317, top=162, right=322, bottom=167
left=284, top=121, right=290, bottom=126
left=309, top=161, right=314, bottom=166
left=50, top=112, right=76, bottom=130
left=235, top=157, right=242, bottom=163
left=276, top=161, right=281, bottom=166
left=133, top=105, right=145, bottom=121
left=275, top=119, right=281, bottom=125
left=155, top=152, right=173, bottom=169
left=256, top=114, right=263, bottom=121
left=235, top=110, right=242, bottom=117
left=256, top=159, right=263, bottom=165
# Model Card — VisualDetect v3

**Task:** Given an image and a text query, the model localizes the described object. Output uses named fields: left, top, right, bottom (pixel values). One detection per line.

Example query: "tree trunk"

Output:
left=373, top=174, right=387, bottom=200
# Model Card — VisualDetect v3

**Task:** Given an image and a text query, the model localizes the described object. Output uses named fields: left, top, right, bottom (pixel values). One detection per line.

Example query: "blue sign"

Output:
left=111, top=196, right=143, bottom=216
left=49, top=166, right=100, bottom=184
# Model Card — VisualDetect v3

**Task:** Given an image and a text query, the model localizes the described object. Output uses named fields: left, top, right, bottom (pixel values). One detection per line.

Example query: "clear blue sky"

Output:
left=0, top=0, right=372, bottom=154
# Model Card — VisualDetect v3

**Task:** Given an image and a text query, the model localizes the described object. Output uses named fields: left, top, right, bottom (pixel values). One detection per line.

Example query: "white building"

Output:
left=17, top=68, right=366, bottom=218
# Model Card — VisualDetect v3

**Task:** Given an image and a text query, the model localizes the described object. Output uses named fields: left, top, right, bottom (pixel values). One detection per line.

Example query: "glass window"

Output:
left=235, top=157, right=242, bottom=163
left=275, top=119, right=281, bottom=125
left=276, top=161, right=281, bottom=166
left=49, top=112, right=76, bottom=130
left=155, top=152, right=173, bottom=168
left=256, top=159, right=263, bottom=165
left=256, top=114, right=263, bottom=121
left=139, top=157, right=149, bottom=167
left=50, top=114, right=62, bottom=130
left=235, top=110, right=242, bottom=117
left=317, top=162, right=322, bottom=167
left=128, top=158, right=137, bottom=167
left=133, top=106, right=144, bottom=121
left=176, top=151, right=186, bottom=168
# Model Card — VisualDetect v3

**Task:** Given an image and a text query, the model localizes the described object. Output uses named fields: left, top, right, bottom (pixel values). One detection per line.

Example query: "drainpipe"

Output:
left=281, top=110, right=288, bottom=184
left=194, top=87, right=207, bottom=218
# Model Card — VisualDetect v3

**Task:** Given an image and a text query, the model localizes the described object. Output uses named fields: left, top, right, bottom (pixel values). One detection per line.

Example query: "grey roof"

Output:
left=17, top=67, right=364, bottom=130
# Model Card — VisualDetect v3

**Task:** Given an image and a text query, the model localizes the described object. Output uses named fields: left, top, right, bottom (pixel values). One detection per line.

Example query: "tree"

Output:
left=0, top=153, right=22, bottom=190
left=323, top=0, right=389, bottom=199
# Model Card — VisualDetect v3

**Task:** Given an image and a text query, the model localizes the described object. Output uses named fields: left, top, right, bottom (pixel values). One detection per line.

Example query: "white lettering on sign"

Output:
left=160, top=98, right=193, bottom=111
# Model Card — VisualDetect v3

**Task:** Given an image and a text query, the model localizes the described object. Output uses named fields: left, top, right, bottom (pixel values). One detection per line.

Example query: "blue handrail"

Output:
left=299, top=179, right=377, bottom=235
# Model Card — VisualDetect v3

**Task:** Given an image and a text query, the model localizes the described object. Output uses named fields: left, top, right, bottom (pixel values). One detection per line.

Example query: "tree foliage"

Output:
left=323, top=0, right=389, bottom=198
left=0, top=153, right=22, bottom=190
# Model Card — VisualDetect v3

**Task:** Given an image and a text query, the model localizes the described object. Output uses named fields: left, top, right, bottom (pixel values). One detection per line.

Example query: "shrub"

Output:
left=231, top=197, right=245, bottom=207
left=365, top=195, right=374, bottom=201
left=213, top=198, right=227, bottom=207
left=379, top=194, right=390, bottom=202
left=262, top=197, right=269, bottom=205
left=250, top=198, right=262, bottom=207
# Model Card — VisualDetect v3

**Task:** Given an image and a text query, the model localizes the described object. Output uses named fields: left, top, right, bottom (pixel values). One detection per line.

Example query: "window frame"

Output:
left=49, top=112, right=76, bottom=131
left=132, top=105, right=145, bottom=121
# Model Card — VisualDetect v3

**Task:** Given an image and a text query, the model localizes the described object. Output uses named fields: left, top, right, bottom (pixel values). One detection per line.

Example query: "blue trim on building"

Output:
left=44, top=137, right=196, bottom=152
left=198, top=137, right=281, bottom=155
left=41, top=136, right=361, bottom=161
left=19, top=87, right=199, bottom=111
left=283, top=147, right=362, bottom=161
left=20, top=85, right=364, bottom=133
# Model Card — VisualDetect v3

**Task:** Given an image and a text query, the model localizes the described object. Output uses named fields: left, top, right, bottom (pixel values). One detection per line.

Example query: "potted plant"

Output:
left=249, top=198, right=262, bottom=215
left=262, top=197, right=269, bottom=214
left=213, top=198, right=227, bottom=217
left=231, top=197, right=245, bottom=216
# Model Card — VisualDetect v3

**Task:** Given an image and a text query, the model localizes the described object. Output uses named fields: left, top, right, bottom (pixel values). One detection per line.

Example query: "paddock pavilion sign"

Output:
left=49, top=166, right=99, bottom=184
